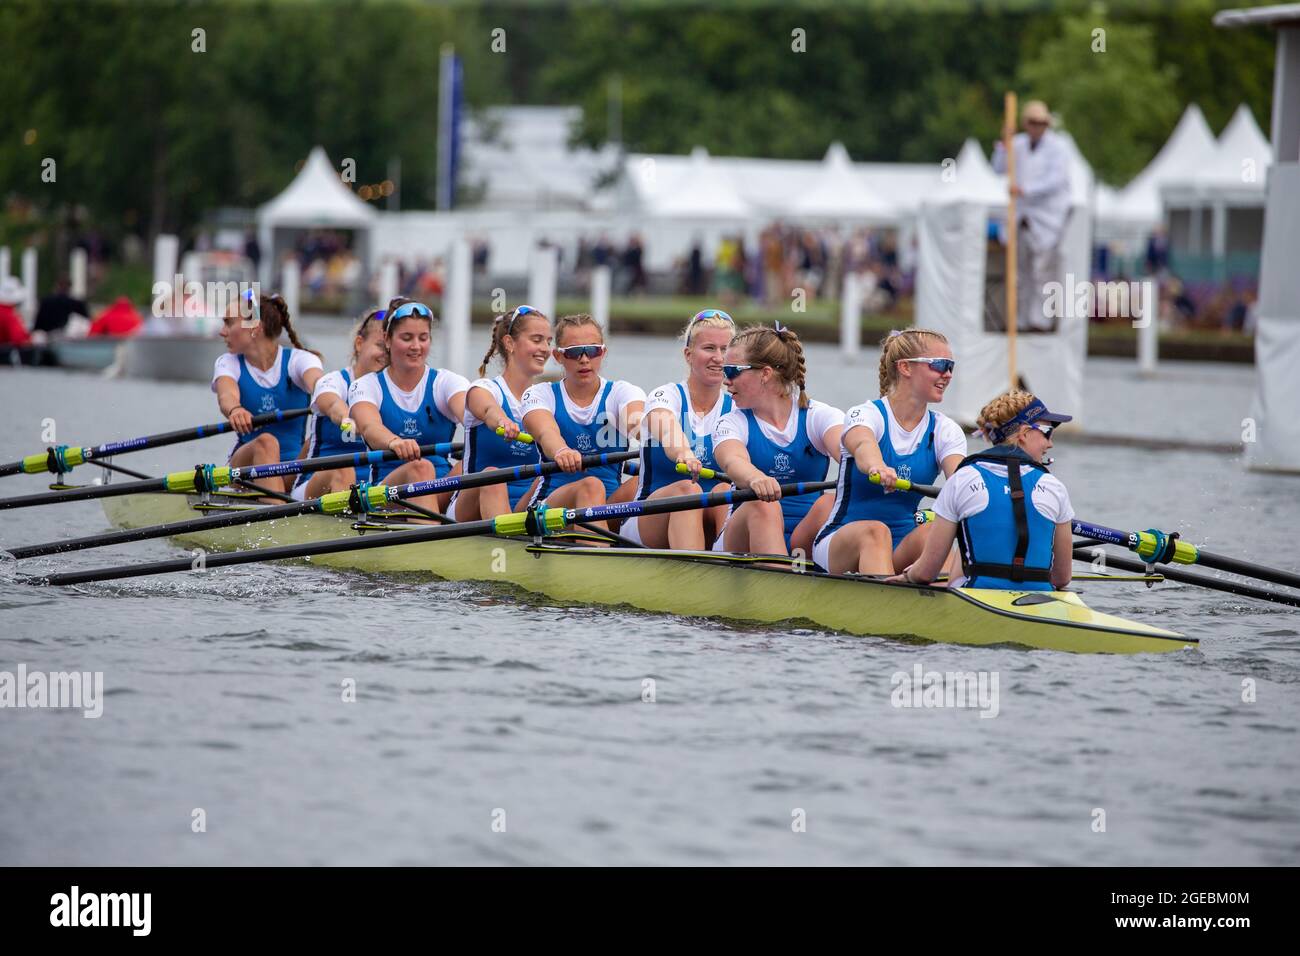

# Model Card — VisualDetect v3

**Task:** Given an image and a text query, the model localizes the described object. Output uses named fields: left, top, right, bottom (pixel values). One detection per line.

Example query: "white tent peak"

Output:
left=641, top=145, right=750, bottom=218
left=259, top=146, right=377, bottom=227
left=1112, top=105, right=1218, bottom=223
left=823, top=141, right=852, bottom=166
left=789, top=141, right=894, bottom=221
left=926, top=138, right=1005, bottom=205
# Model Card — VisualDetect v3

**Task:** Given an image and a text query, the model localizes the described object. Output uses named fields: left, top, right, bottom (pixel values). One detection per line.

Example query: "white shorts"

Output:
left=289, top=480, right=309, bottom=502
left=811, top=528, right=836, bottom=572
left=620, top=515, right=645, bottom=546
left=444, top=493, right=460, bottom=521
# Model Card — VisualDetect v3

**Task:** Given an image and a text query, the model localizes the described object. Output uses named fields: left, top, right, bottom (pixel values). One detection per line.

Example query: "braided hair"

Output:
left=255, top=292, right=322, bottom=359
left=479, top=306, right=551, bottom=377
left=730, top=322, right=810, bottom=408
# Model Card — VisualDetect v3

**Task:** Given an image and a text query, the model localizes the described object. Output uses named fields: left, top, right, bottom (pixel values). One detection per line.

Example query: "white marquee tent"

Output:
left=256, top=146, right=377, bottom=286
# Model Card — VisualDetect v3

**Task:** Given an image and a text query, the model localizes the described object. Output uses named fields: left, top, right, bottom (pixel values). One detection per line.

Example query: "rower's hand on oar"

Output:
left=748, top=474, right=783, bottom=501
left=555, top=446, right=585, bottom=472
left=387, top=437, right=423, bottom=461
left=869, top=465, right=900, bottom=493
left=228, top=406, right=254, bottom=435
left=678, top=455, right=703, bottom=480
left=496, top=420, right=520, bottom=442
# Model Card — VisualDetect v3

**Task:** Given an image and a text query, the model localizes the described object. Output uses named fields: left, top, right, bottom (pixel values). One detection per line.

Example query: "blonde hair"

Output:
left=682, top=309, right=735, bottom=347
left=976, top=389, right=1036, bottom=443
left=878, top=328, right=949, bottom=395
left=730, top=323, right=810, bottom=408
left=554, top=313, right=603, bottom=346
left=349, top=308, right=386, bottom=364
left=479, top=307, right=551, bottom=377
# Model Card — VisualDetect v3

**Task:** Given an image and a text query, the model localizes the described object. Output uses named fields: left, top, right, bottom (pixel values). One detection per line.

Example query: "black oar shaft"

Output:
left=1193, top=549, right=1300, bottom=591
left=0, top=409, right=310, bottom=477
left=1074, top=547, right=1300, bottom=609
left=32, top=518, right=495, bottom=587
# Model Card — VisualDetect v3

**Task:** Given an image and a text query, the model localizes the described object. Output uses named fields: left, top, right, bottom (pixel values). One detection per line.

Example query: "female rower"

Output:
left=213, top=290, right=323, bottom=493
left=812, top=328, right=966, bottom=575
left=348, top=297, right=469, bottom=513
left=448, top=305, right=551, bottom=521
left=522, top=313, right=645, bottom=521
left=622, top=308, right=735, bottom=550
left=712, top=322, right=844, bottom=558
left=293, top=308, right=389, bottom=500
left=887, top=389, right=1075, bottom=591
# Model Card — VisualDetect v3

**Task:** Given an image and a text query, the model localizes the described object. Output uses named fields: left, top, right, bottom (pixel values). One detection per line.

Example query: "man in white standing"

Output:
left=992, top=100, right=1071, bottom=332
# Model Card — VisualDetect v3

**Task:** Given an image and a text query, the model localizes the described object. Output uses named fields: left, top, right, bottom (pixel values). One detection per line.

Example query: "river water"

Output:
left=1, top=328, right=1297, bottom=865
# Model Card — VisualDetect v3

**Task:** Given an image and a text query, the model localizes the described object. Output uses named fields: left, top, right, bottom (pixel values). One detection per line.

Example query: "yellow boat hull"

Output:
left=100, top=493, right=1194, bottom=655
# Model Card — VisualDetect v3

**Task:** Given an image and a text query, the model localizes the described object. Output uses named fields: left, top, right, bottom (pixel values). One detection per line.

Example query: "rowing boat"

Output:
left=98, top=492, right=1194, bottom=655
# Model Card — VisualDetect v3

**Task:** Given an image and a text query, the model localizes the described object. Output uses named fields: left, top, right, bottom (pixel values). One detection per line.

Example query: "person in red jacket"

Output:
left=0, top=277, right=33, bottom=348
left=88, top=296, right=143, bottom=337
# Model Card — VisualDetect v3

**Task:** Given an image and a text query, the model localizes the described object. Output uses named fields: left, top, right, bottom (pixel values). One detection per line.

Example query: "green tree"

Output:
left=1016, top=9, right=1180, bottom=184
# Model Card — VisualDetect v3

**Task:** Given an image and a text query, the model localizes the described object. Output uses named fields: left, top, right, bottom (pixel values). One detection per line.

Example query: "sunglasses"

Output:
left=506, top=304, right=541, bottom=332
left=557, top=344, right=606, bottom=361
left=384, top=301, right=434, bottom=333
left=1029, top=422, right=1055, bottom=438
left=241, top=288, right=261, bottom=325
left=902, top=357, right=956, bottom=374
left=722, top=364, right=758, bottom=381
left=689, top=308, right=734, bottom=327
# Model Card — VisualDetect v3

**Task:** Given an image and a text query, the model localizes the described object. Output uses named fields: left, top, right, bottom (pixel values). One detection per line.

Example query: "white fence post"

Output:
left=443, top=239, right=472, bottom=376
left=21, top=247, right=38, bottom=325
left=70, top=248, right=88, bottom=299
left=527, top=245, right=559, bottom=324
left=840, top=272, right=862, bottom=358
left=590, top=264, right=612, bottom=331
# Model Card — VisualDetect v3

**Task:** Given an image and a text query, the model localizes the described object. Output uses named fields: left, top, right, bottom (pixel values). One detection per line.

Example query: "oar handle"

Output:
left=493, top=427, right=535, bottom=444
left=390, top=450, right=638, bottom=502
left=674, top=462, right=726, bottom=481
left=867, top=471, right=941, bottom=497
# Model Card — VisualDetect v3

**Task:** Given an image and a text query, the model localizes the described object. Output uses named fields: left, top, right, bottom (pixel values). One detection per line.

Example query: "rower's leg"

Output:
left=435, top=461, right=463, bottom=512
left=635, top=479, right=702, bottom=550
left=724, top=500, right=787, bottom=556
left=891, top=522, right=931, bottom=571
left=827, top=520, right=893, bottom=575
left=303, top=466, right=354, bottom=500
left=382, top=459, right=443, bottom=518
left=228, top=433, right=282, bottom=501
left=789, top=491, right=835, bottom=560
left=702, top=484, right=732, bottom=549
left=542, top=477, right=609, bottom=538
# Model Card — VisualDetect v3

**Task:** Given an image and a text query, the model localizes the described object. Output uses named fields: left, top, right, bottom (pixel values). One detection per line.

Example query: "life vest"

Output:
left=955, top=446, right=1055, bottom=590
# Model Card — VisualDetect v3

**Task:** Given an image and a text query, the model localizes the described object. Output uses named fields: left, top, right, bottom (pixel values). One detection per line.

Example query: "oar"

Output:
left=0, top=409, right=311, bottom=478
left=1073, top=545, right=1300, bottom=609
left=1072, top=519, right=1300, bottom=591
left=8, top=450, right=638, bottom=560
left=0, top=441, right=464, bottom=511
left=26, top=479, right=834, bottom=587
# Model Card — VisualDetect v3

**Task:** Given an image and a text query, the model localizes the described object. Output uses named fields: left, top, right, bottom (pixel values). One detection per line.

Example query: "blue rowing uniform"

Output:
left=533, top=380, right=628, bottom=499
left=956, top=447, right=1055, bottom=591
left=294, top=369, right=368, bottom=488
left=814, top=398, right=940, bottom=550
left=636, top=384, right=732, bottom=498
left=465, top=377, right=540, bottom=507
left=738, top=405, right=829, bottom=544
left=371, top=368, right=457, bottom=482
left=234, top=348, right=309, bottom=463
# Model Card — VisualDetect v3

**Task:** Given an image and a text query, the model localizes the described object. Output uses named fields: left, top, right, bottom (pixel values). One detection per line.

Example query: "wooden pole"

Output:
left=1004, top=91, right=1019, bottom=391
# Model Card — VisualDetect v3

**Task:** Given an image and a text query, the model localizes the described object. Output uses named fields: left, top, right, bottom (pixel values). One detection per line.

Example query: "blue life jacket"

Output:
left=955, top=446, right=1055, bottom=590
left=465, top=377, right=540, bottom=507
left=814, top=398, right=940, bottom=548
left=371, top=368, right=457, bottom=482
left=234, top=348, right=309, bottom=462
left=637, top=383, right=732, bottom=498
left=534, top=380, right=628, bottom=498
left=738, top=405, right=829, bottom=543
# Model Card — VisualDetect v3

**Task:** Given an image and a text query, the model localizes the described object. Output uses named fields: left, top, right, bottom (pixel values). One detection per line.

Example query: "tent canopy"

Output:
left=1109, top=105, right=1218, bottom=225
left=258, top=146, right=378, bottom=229
left=788, top=142, right=895, bottom=222
left=633, top=146, right=752, bottom=219
left=1164, top=104, right=1272, bottom=204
